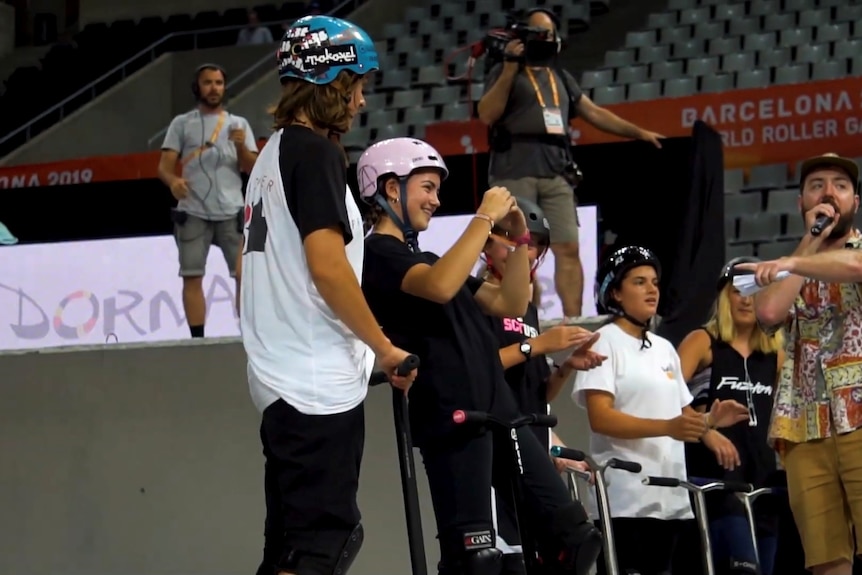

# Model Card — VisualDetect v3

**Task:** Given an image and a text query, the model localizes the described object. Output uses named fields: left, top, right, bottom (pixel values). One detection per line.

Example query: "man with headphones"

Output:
left=477, top=8, right=663, bottom=322
left=157, top=63, right=259, bottom=338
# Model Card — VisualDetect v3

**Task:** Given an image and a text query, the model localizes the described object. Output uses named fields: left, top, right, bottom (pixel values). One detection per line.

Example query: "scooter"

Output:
left=370, top=366, right=571, bottom=575
left=452, top=409, right=561, bottom=575
left=550, top=446, right=642, bottom=575
left=739, top=486, right=786, bottom=572
left=642, top=475, right=753, bottom=575
left=368, top=355, right=427, bottom=575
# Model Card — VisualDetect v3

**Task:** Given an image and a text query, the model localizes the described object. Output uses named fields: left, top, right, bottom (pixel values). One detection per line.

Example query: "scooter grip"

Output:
left=608, top=458, right=642, bottom=473
left=369, top=355, right=420, bottom=385
left=642, top=476, right=680, bottom=487
left=550, top=446, right=586, bottom=461
left=721, top=480, right=753, bottom=493
left=532, top=413, right=559, bottom=428
left=452, top=410, right=487, bottom=424
left=396, top=354, right=420, bottom=376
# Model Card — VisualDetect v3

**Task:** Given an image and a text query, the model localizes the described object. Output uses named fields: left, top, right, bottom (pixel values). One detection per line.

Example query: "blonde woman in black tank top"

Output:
left=677, top=257, right=785, bottom=575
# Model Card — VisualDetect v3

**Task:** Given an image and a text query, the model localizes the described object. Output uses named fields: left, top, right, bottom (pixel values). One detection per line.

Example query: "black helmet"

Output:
left=516, top=197, right=550, bottom=244
left=490, top=196, right=550, bottom=246
left=717, top=256, right=759, bottom=292
left=595, top=246, right=661, bottom=315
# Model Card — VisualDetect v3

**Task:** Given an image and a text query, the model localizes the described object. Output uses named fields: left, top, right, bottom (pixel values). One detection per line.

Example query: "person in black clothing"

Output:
left=480, top=196, right=605, bottom=575
left=677, top=257, right=785, bottom=575
left=358, top=137, right=602, bottom=575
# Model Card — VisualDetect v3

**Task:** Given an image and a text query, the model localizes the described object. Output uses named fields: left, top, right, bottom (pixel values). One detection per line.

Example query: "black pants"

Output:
left=421, top=424, right=583, bottom=569
left=595, top=517, right=685, bottom=575
left=256, top=399, right=365, bottom=575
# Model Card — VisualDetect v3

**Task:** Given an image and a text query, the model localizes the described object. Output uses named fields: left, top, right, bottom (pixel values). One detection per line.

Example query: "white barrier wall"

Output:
left=0, top=339, right=593, bottom=575
left=0, top=208, right=598, bottom=352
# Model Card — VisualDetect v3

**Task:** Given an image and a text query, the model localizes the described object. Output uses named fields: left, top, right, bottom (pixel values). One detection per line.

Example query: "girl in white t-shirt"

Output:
left=572, top=246, right=749, bottom=575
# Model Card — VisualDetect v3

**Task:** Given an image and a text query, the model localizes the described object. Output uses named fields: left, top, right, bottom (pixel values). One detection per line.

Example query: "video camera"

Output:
left=482, top=12, right=555, bottom=65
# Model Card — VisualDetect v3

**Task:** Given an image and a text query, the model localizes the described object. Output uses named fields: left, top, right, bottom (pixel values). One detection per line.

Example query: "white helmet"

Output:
left=357, top=137, right=449, bottom=201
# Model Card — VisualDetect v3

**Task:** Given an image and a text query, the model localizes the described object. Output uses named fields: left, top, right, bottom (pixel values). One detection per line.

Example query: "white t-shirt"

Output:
left=572, top=322, right=694, bottom=520
left=240, top=128, right=374, bottom=416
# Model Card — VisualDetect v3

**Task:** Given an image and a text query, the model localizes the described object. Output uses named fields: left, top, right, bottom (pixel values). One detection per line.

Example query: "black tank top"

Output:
left=489, top=302, right=552, bottom=450
left=685, top=329, right=777, bottom=490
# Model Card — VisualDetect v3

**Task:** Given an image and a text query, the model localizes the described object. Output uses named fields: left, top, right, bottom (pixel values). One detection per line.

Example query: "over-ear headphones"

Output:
left=191, top=63, right=228, bottom=100
left=523, top=7, right=563, bottom=53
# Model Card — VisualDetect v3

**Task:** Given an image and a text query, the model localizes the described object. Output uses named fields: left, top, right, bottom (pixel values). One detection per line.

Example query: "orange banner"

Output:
left=0, top=151, right=160, bottom=188
left=426, top=77, right=862, bottom=170
left=0, top=137, right=272, bottom=189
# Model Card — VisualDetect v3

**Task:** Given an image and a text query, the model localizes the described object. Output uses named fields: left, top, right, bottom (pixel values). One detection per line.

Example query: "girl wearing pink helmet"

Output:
left=359, top=137, right=602, bottom=575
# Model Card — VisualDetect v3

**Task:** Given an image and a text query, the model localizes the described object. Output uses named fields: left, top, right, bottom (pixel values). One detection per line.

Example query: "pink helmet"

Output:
left=357, top=138, right=449, bottom=200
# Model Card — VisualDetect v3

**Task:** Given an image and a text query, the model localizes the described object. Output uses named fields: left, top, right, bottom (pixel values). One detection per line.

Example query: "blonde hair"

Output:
left=704, top=284, right=783, bottom=353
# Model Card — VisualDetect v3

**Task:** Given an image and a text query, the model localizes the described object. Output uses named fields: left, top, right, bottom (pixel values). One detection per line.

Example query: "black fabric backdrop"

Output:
left=654, top=120, right=727, bottom=347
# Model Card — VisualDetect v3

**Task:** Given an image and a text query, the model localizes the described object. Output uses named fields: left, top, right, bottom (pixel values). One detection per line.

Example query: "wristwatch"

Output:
left=519, top=341, right=533, bottom=360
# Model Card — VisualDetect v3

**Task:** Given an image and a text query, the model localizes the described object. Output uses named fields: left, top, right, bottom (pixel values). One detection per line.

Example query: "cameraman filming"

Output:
left=477, top=8, right=663, bottom=319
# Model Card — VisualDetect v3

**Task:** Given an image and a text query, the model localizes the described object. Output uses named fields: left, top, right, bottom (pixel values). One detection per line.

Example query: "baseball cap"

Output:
left=799, top=153, right=859, bottom=192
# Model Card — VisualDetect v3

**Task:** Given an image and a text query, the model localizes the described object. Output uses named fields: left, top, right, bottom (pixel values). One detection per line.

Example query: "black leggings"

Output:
left=595, top=517, right=686, bottom=575
left=421, top=425, right=584, bottom=566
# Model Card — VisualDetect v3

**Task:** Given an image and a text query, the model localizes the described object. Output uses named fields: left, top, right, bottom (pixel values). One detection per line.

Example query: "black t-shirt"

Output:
left=362, top=234, right=518, bottom=447
left=279, top=126, right=351, bottom=242
left=488, top=302, right=552, bottom=448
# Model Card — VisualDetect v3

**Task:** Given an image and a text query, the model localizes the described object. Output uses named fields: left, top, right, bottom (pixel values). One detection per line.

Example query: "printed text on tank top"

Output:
left=715, top=342, right=772, bottom=428
left=502, top=317, right=540, bottom=338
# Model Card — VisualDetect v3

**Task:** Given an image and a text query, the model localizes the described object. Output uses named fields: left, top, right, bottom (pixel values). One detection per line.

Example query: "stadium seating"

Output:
left=571, top=0, right=862, bottom=260
left=580, top=0, right=862, bottom=104
left=341, top=0, right=606, bottom=161
left=0, top=2, right=311, bottom=155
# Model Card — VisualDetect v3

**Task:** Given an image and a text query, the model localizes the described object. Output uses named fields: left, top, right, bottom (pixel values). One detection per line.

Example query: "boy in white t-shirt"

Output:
left=573, top=246, right=749, bottom=575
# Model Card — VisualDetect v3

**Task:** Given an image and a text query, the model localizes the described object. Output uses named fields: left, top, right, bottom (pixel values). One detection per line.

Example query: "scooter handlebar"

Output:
left=689, top=476, right=752, bottom=493
left=643, top=475, right=753, bottom=493
left=368, top=355, right=421, bottom=386
left=452, top=410, right=558, bottom=429
left=607, top=458, right=642, bottom=473
left=642, top=476, right=681, bottom=488
left=549, top=446, right=586, bottom=461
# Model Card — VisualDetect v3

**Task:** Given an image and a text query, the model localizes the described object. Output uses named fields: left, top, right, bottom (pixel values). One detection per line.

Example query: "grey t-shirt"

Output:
left=484, top=64, right=583, bottom=181
left=162, top=110, right=259, bottom=221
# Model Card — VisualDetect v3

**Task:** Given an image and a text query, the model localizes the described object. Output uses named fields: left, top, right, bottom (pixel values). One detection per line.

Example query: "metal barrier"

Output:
left=1, top=0, right=363, bottom=151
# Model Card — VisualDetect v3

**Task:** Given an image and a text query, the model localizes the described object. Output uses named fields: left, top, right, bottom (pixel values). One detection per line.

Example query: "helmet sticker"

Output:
left=279, top=26, right=359, bottom=79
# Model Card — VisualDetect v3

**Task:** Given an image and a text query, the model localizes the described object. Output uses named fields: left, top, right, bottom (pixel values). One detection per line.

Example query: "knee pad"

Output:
left=439, top=548, right=504, bottom=575
left=276, top=525, right=364, bottom=575
left=541, top=504, right=602, bottom=575
left=501, top=553, right=527, bottom=575
left=332, top=523, right=364, bottom=575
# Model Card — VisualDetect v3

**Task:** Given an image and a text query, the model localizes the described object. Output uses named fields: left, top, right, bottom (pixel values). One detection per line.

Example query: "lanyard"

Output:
left=182, top=111, right=227, bottom=166
left=524, top=67, right=559, bottom=109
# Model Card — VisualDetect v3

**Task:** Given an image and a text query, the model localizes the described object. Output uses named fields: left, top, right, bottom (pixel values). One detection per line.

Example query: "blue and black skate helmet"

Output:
left=277, top=15, right=379, bottom=85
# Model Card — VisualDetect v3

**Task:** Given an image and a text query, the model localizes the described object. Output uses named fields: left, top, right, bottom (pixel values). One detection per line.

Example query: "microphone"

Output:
left=810, top=214, right=834, bottom=237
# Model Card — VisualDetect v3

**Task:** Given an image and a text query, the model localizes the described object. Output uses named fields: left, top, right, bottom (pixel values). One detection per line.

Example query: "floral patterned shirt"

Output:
left=769, top=231, right=862, bottom=445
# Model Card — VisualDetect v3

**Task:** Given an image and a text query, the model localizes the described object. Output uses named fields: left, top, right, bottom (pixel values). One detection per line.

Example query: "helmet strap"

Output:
left=374, top=179, right=419, bottom=252
left=615, top=311, right=653, bottom=350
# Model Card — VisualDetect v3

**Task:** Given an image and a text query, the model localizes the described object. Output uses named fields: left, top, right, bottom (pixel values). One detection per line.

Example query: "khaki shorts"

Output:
left=783, top=427, right=862, bottom=568
left=489, top=175, right=579, bottom=244
left=174, top=213, right=242, bottom=278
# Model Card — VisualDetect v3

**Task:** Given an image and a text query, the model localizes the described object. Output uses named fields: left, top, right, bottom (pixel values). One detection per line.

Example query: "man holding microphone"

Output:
left=738, top=153, right=862, bottom=575
left=158, top=63, right=259, bottom=338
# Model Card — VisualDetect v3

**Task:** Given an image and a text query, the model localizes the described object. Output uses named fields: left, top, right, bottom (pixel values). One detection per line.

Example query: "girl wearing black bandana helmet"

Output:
left=481, top=196, right=606, bottom=575
left=573, top=246, right=750, bottom=575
